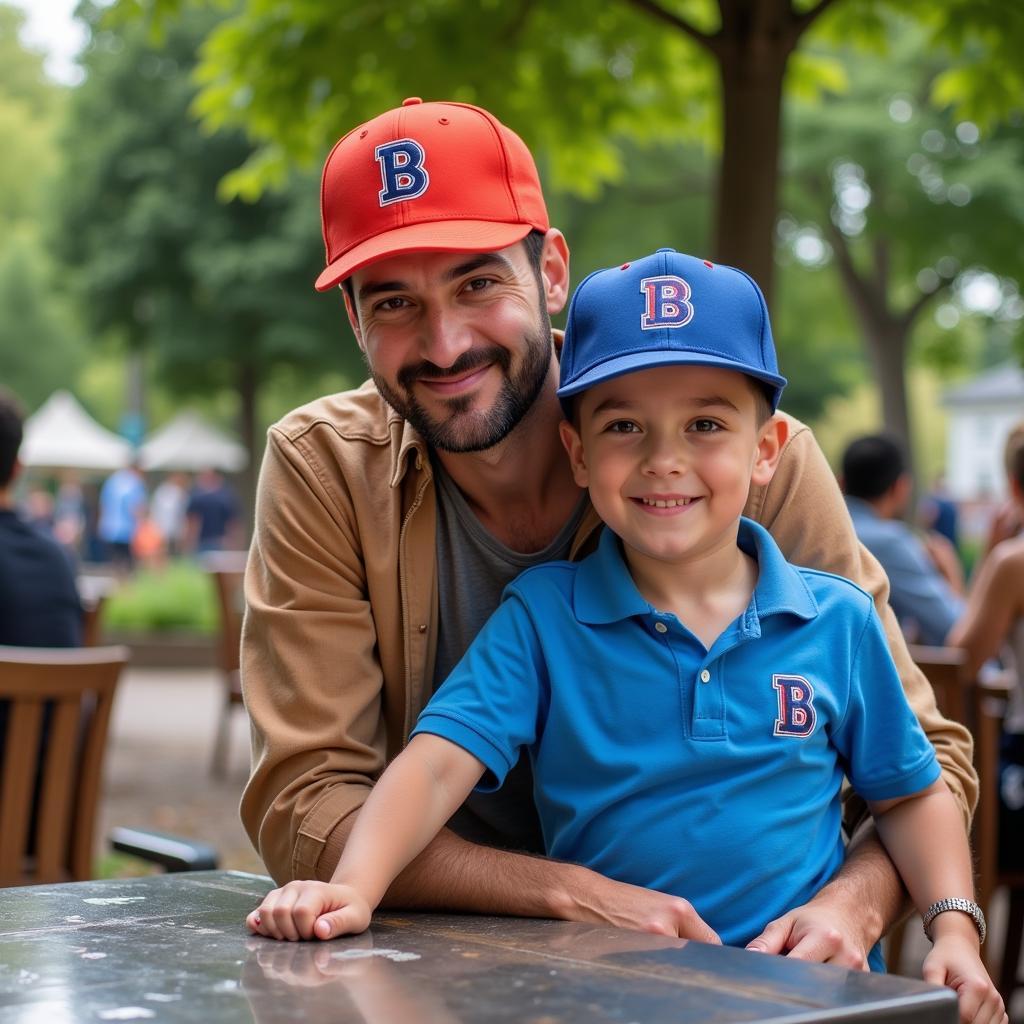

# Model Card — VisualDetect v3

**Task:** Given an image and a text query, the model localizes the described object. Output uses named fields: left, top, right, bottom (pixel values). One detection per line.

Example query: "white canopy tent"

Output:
left=21, top=390, right=133, bottom=471
left=139, top=411, right=248, bottom=473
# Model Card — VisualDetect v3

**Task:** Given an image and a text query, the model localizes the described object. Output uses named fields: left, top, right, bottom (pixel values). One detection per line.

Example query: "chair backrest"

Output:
left=0, top=645, right=128, bottom=886
left=907, top=644, right=1011, bottom=919
left=202, top=552, right=248, bottom=675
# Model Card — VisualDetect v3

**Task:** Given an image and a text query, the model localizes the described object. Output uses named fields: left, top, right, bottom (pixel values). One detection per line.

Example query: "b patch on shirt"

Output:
left=772, top=674, right=816, bottom=738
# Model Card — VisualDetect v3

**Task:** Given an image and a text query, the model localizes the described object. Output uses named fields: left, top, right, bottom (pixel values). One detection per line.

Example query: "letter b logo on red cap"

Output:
left=376, top=139, right=429, bottom=206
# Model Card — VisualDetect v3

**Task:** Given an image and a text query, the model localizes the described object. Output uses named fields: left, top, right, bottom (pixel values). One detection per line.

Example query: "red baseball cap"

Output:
left=315, top=97, right=550, bottom=291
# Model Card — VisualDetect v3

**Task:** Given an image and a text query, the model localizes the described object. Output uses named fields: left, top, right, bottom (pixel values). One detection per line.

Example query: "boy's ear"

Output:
left=342, top=286, right=366, bottom=352
left=558, top=418, right=589, bottom=488
left=750, top=414, right=788, bottom=488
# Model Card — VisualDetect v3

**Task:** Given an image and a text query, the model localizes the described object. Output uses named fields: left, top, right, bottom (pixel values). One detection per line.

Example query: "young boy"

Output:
left=248, top=249, right=1003, bottom=1022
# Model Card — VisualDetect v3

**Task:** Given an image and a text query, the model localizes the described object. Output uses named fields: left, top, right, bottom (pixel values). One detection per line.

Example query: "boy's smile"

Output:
left=560, top=365, right=784, bottom=592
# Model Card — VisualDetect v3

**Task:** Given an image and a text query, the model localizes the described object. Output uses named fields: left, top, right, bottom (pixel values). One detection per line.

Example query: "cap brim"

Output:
left=315, top=220, right=535, bottom=292
left=558, top=350, right=787, bottom=407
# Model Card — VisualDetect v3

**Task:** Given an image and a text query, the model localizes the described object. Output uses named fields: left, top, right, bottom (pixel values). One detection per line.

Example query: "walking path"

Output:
left=98, top=666, right=264, bottom=876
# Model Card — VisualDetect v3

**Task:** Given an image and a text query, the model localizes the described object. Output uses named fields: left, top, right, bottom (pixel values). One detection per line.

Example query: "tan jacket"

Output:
left=241, top=380, right=976, bottom=884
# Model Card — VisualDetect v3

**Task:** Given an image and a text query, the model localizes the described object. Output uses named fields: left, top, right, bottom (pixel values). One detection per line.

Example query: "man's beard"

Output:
left=369, top=314, right=552, bottom=454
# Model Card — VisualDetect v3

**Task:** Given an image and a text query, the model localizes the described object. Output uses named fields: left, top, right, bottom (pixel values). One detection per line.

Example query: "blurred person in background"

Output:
left=151, top=471, right=190, bottom=557
left=948, top=422, right=1024, bottom=873
left=918, top=473, right=960, bottom=556
left=0, top=388, right=82, bottom=648
left=841, top=433, right=964, bottom=646
left=53, top=470, right=87, bottom=560
left=186, top=467, right=240, bottom=554
left=98, top=459, right=146, bottom=572
left=978, top=422, right=1024, bottom=562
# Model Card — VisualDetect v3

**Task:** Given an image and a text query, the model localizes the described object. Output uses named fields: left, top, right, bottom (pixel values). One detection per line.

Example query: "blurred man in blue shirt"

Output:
left=842, top=434, right=964, bottom=646
left=98, top=461, right=146, bottom=571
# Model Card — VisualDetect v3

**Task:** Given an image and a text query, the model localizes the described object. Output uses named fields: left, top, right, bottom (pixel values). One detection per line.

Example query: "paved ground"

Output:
left=98, top=665, right=264, bottom=877
left=97, top=666, right=1022, bottom=1019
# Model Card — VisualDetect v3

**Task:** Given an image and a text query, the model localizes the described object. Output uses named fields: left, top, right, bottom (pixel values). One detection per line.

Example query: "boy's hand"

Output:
left=247, top=881, right=373, bottom=941
left=922, top=931, right=1007, bottom=1024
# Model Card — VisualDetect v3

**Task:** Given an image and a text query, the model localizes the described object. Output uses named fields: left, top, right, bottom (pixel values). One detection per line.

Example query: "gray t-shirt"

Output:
left=431, top=458, right=588, bottom=852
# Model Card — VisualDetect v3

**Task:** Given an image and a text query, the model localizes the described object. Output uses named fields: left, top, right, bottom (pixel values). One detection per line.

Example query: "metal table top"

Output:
left=0, top=870, right=956, bottom=1023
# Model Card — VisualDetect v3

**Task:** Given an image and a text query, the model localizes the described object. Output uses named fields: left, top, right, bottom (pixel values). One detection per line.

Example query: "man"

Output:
left=241, top=98, right=975, bottom=966
left=97, top=460, right=146, bottom=571
left=186, top=468, right=240, bottom=554
left=0, top=388, right=82, bottom=648
left=842, top=434, right=964, bottom=646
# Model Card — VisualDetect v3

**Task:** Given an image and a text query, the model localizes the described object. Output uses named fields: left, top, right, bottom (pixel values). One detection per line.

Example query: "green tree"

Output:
left=782, top=27, right=1024, bottom=462
left=0, top=3, right=83, bottom=407
left=113, top=0, right=1024, bottom=306
left=55, top=4, right=363, bottom=510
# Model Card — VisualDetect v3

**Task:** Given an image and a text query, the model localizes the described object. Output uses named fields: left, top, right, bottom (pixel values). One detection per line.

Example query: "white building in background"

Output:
left=943, top=363, right=1024, bottom=501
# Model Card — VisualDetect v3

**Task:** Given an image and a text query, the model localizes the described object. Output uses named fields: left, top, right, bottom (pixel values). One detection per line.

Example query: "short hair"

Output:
left=842, top=433, right=906, bottom=500
left=0, top=388, right=25, bottom=488
left=1005, top=421, right=1024, bottom=491
left=341, top=228, right=548, bottom=307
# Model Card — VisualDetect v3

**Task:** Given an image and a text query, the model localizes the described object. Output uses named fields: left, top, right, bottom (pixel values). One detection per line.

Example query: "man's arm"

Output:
left=743, top=412, right=977, bottom=963
left=241, top=424, right=390, bottom=884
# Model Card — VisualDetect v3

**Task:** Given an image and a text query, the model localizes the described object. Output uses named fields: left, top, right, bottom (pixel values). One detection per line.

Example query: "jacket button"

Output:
left=418, top=624, right=427, bottom=633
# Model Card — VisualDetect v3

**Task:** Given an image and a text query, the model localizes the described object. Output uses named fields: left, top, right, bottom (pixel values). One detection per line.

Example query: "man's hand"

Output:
left=556, top=867, right=721, bottom=943
left=247, top=880, right=373, bottom=941
left=745, top=899, right=874, bottom=970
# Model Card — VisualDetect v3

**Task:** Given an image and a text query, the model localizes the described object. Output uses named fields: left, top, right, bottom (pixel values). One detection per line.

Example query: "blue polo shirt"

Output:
left=414, top=518, right=940, bottom=956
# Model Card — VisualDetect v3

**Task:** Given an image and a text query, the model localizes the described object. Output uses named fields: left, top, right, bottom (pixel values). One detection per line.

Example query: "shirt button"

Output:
left=700, top=669, right=711, bottom=683
left=654, top=622, right=668, bottom=634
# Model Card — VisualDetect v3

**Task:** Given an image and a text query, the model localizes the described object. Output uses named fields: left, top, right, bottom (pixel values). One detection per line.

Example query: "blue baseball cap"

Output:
left=557, top=248, right=786, bottom=416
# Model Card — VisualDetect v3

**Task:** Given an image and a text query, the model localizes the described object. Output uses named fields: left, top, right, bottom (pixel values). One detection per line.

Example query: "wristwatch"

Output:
left=921, top=897, right=987, bottom=944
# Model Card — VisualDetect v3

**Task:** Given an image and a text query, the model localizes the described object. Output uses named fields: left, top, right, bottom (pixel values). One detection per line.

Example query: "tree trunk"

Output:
left=714, top=50, right=787, bottom=306
left=863, top=323, right=913, bottom=467
left=237, top=360, right=258, bottom=544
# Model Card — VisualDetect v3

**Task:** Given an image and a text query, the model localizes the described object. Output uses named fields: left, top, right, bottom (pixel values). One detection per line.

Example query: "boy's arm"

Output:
left=870, top=783, right=1004, bottom=1022
left=250, top=734, right=486, bottom=941
left=868, top=782, right=974, bottom=923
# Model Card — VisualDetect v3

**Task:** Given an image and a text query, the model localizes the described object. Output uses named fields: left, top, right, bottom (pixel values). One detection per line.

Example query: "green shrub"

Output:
left=103, top=560, right=218, bottom=634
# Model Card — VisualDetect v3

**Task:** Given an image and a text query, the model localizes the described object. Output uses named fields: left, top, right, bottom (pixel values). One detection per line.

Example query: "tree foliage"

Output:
left=54, top=3, right=363, bottom=499
left=109, top=0, right=1024, bottom=304
left=0, top=3, right=83, bottom=408
left=781, top=23, right=1024, bottom=459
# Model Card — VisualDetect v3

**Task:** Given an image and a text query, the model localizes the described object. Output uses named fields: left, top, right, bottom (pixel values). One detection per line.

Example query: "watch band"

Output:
left=921, top=897, right=986, bottom=944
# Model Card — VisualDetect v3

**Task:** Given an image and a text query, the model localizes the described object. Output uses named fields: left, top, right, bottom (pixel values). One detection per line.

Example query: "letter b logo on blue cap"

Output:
left=376, top=139, right=429, bottom=206
left=640, top=275, right=694, bottom=330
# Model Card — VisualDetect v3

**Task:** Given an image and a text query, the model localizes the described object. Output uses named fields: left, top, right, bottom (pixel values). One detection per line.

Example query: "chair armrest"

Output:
left=109, top=827, right=219, bottom=872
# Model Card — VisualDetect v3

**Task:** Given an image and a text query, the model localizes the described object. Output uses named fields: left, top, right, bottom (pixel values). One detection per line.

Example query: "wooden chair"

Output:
left=0, top=645, right=129, bottom=886
left=886, top=644, right=1023, bottom=1002
left=202, top=551, right=249, bottom=778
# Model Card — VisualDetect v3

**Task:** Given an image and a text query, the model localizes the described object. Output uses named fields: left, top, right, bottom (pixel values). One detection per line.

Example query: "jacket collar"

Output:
left=390, top=416, right=429, bottom=489
left=573, top=517, right=819, bottom=626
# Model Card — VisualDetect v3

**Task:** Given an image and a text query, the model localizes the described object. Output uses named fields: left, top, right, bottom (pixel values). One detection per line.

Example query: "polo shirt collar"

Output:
left=573, top=517, right=818, bottom=626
